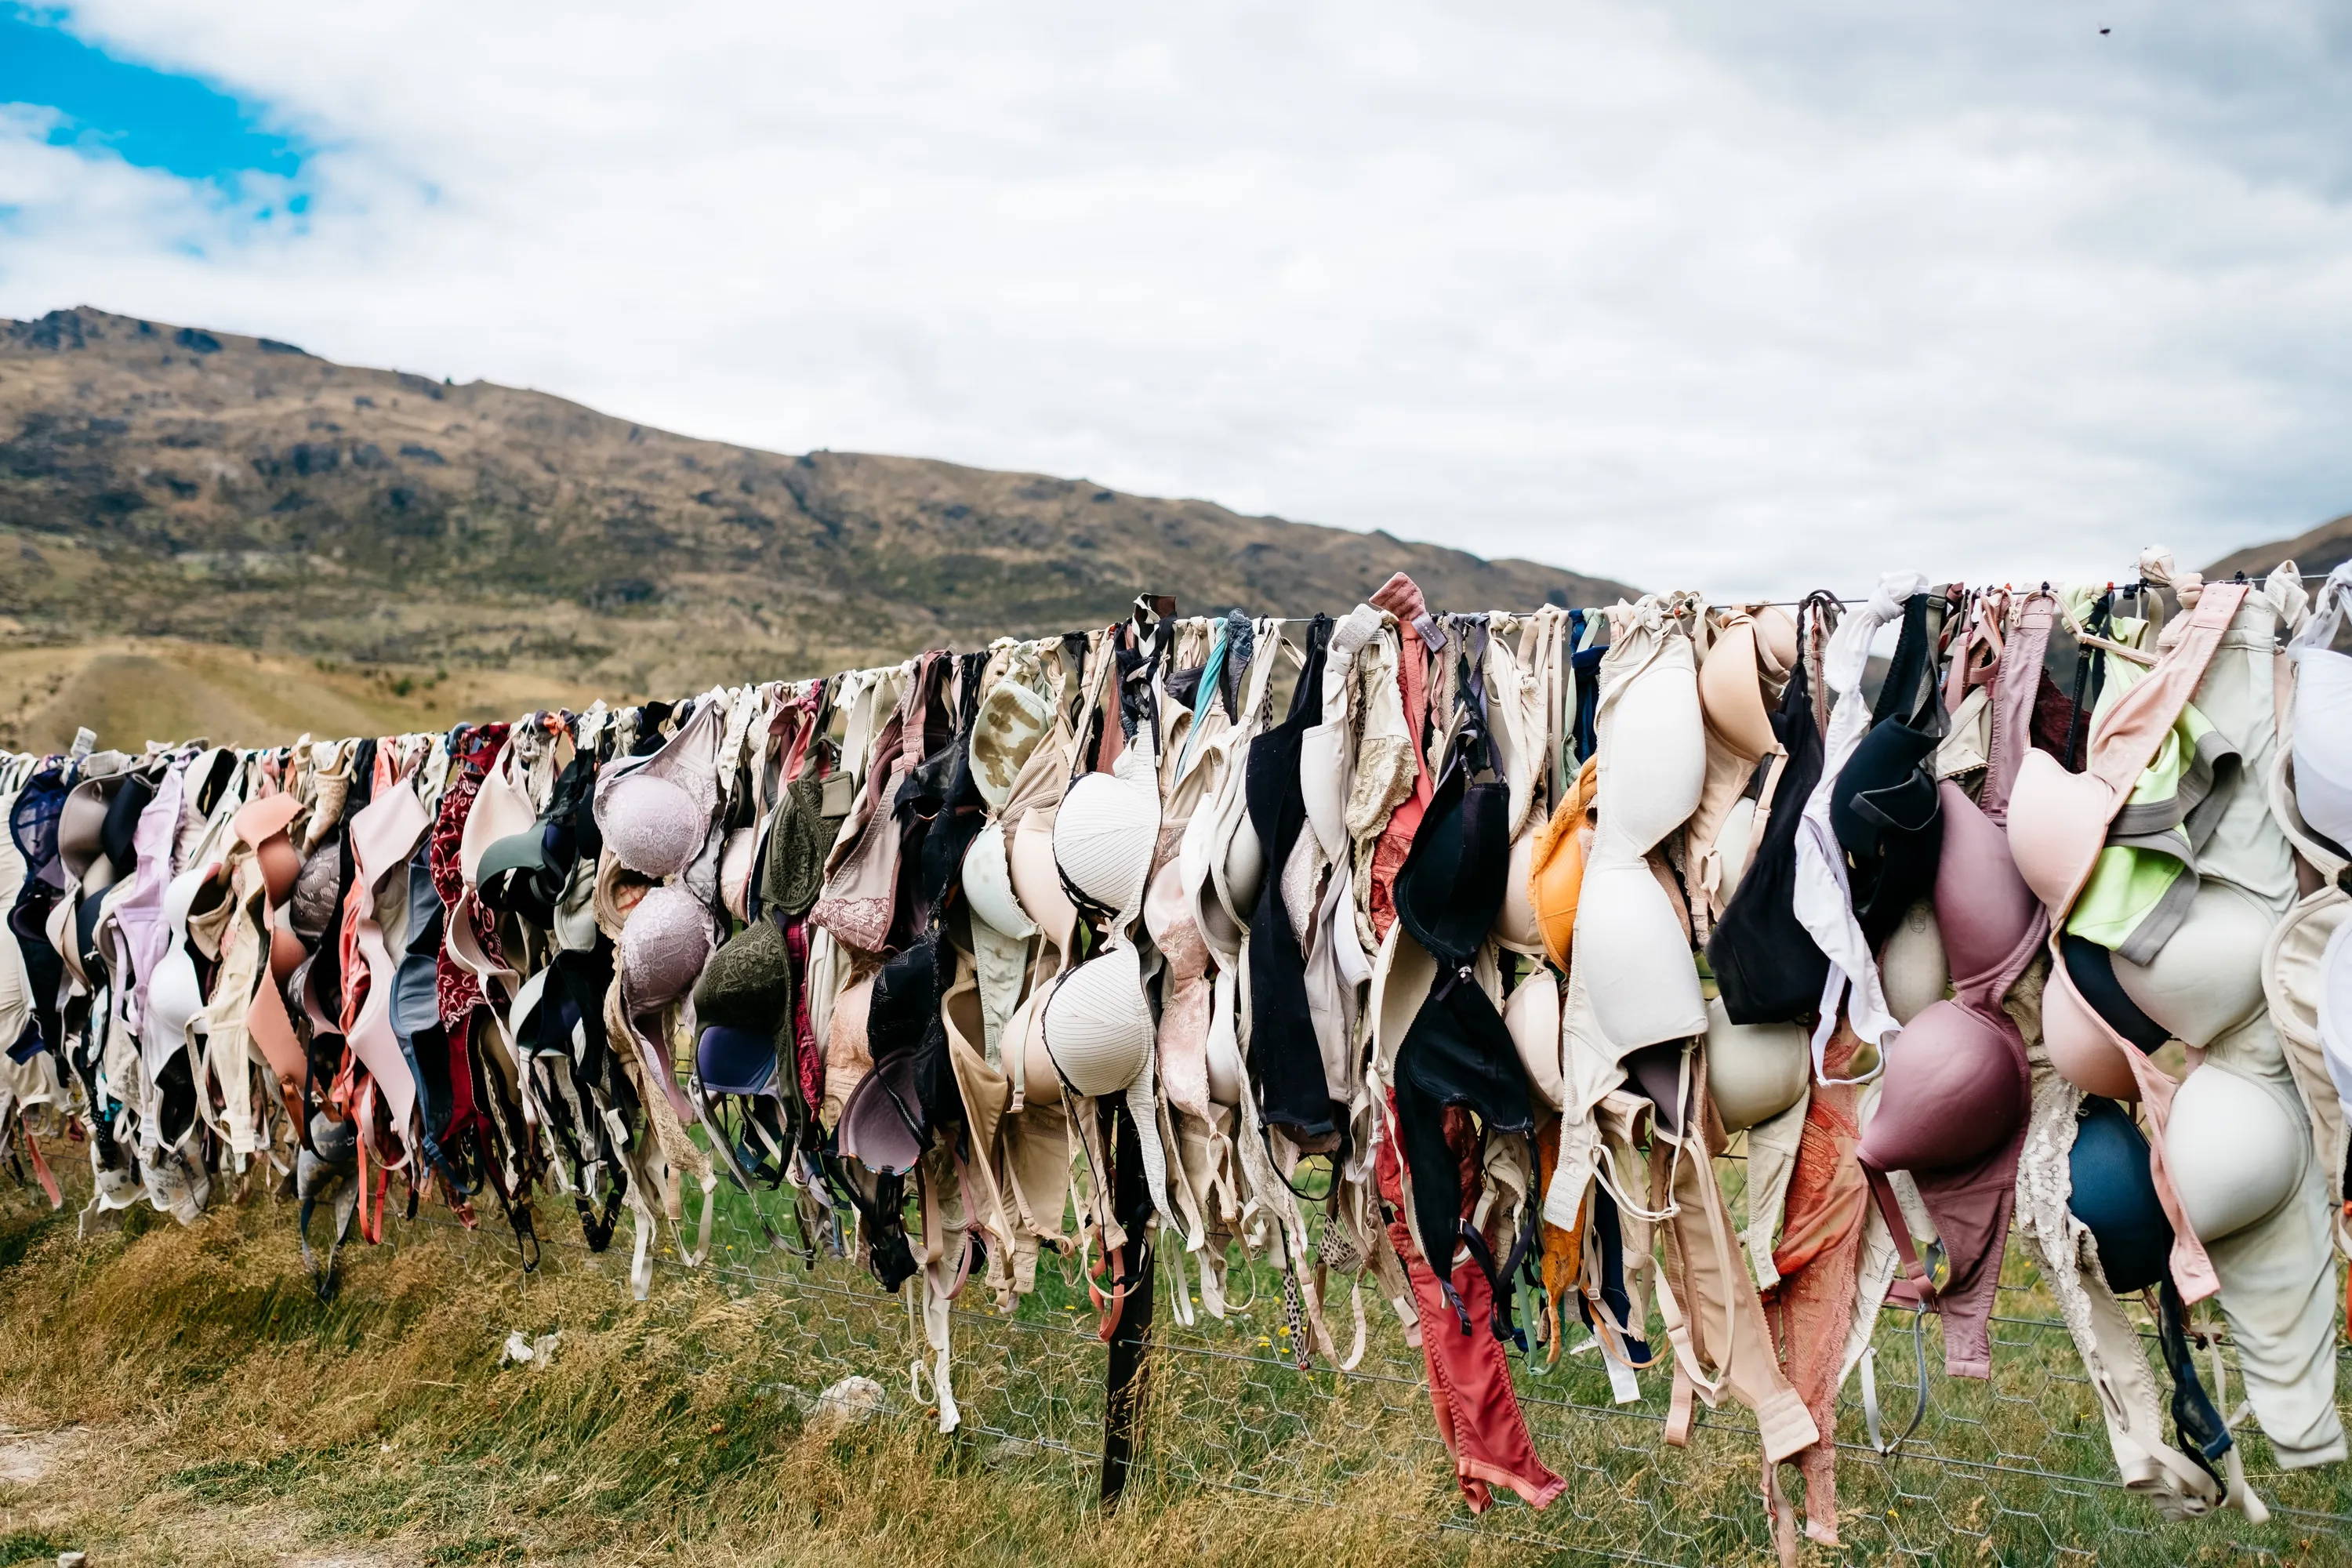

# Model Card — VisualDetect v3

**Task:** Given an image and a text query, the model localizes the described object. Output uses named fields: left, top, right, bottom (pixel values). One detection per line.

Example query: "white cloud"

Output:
left=4, top=1, right=2350, bottom=597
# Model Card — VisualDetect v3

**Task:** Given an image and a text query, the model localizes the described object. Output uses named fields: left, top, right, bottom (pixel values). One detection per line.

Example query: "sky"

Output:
left=2, top=2, right=2350, bottom=598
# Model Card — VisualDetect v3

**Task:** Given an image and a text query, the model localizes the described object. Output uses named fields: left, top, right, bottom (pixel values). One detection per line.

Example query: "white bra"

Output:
left=1575, top=594, right=1708, bottom=1056
left=2288, top=562, right=2352, bottom=852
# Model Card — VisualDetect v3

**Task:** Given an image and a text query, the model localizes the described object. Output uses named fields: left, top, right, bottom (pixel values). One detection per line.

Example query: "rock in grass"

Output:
left=808, top=1376, right=886, bottom=1434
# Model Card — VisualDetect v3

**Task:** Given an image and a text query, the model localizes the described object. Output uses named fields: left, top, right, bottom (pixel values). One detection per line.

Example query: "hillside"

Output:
left=2205, top=512, right=2352, bottom=583
left=0, top=637, right=590, bottom=756
left=0, top=307, right=1634, bottom=724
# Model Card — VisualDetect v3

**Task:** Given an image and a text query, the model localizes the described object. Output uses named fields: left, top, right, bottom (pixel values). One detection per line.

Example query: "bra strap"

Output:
left=1981, top=590, right=2058, bottom=823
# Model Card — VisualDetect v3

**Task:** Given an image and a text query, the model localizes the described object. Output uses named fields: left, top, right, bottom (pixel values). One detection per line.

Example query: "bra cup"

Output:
left=1008, top=811, right=1076, bottom=951
left=2165, top=1063, right=2305, bottom=1241
left=146, top=950, right=203, bottom=1052
left=1933, top=785, right=2039, bottom=982
left=1204, top=967, right=1243, bottom=1107
left=1577, top=860, right=1706, bottom=1051
left=2263, top=892, right=2335, bottom=1044
left=1710, top=797, right=1759, bottom=900
left=256, top=835, right=302, bottom=906
left=1042, top=944, right=1154, bottom=1098
left=1831, top=721, right=1940, bottom=867
left=619, top=884, right=712, bottom=1010
left=1218, top=812, right=1266, bottom=921
left=162, top=865, right=208, bottom=935
left=2005, top=752, right=2107, bottom=912
left=2068, top=1098, right=2172, bottom=1294
left=1054, top=768, right=1158, bottom=920
left=1862, top=1004, right=2026, bottom=1171
left=972, top=679, right=1051, bottom=811
left=1606, top=659, right=1707, bottom=851
left=601, top=775, right=702, bottom=879
left=1703, top=996, right=1809, bottom=1132
left=2113, top=884, right=2273, bottom=1049
left=718, top=826, right=759, bottom=923
left=1140, top=855, right=1190, bottom=962
left=459, top=747, right=535, bottom=884
left=1298, top=720, right=1348, bottom=860
left=2292, top=650, right=2352, bottom=848
left=823, top=975, right=878, bottom=1124
left=2043, top=965, right=2144, bottom=1101
left=1504, top=967, right=1565, bottom=1111
left=1752, top=604, right=1798, bottom=672
left=1527, top=793, right=1590, bottom=971
left=1698, top=621, right=1777, bottom=763
left=963, top=823, right=1035, bottom=939
left=1494, top=829, right=1543, bottom=955
left=1004, top=992, right=1061, bottom=1107
left=1196, top=893, right=1243, bottom=966
left=289, top=844, right=343, bottom=938
left=1878, top=900, right=1950, bottom=1025
left=268, top=914, right=305, bottom=982
left=1370, top=920, right=1439, bottom=1078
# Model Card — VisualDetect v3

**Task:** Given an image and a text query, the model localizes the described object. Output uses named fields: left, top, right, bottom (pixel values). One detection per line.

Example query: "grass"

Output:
left=0, top=1166, right=2341, bottom=1567
left=0, top=637, right=593, bottom=755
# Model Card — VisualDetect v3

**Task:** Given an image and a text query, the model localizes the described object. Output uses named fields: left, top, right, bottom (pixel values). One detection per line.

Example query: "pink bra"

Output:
left=1858, top=592, right=2053, bottom=1377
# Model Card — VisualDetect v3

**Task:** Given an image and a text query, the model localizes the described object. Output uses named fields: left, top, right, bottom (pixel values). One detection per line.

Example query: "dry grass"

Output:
left=0, top=638, right=597, bottom=754
left=0, top=1175, right=2341, bottom=1568
left=0, top=1192, right=1506, bottom=1568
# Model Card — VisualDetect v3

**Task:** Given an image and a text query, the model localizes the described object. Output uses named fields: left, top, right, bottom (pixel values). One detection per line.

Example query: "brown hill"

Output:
left=0, top=307, right=1634, bottom=714
left=2205, top=513, right=2352, bottom=583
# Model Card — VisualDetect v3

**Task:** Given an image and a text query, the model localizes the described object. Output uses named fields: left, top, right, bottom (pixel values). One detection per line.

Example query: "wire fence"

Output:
left=377, top=1162, right=2352, bottom=1568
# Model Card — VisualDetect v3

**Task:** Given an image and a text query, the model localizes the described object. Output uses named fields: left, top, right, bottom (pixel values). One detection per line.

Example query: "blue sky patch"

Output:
left=0, top=5, right=310, bottom=187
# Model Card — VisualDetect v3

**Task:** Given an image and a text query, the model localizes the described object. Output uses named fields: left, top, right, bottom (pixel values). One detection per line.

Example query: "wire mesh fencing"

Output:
left=408, top=1162, right=2352, bottom=1568
left=9, top=1141, right=2344, bottom=1567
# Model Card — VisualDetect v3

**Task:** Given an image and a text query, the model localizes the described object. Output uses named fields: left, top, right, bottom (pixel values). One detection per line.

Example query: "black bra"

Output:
left=1708, top=593, right=1837, bottom=1024
left=1391, top=735, right=1535, bottom=1328
left=1830, top=590, right=1950, bottom=950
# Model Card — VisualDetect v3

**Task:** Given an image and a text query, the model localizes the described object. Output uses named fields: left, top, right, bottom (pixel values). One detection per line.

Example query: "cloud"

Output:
left=3, top=1, right=2350, bottom=597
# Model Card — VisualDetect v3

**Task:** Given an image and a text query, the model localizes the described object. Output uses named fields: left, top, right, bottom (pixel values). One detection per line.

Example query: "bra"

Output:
left=1698, top=604, right=1796, bottom=764
left=1707, top=595, right=1837, bottom=1025
left=1526, top=755, right=1596, bottom=971
left=1388, top=740, right=1536, bottom=1294
left=2287, top=561, right=2352, bottom=853
left=1700, top=995, right=1807, bottom=1132
left=2020, top=584, right=2248, bottom=1100
left=1036, top=659, right=1182, bottom=1234
left=1054, top=742, right=1159, bottom=926
left=595, top=699, right=721, bottom=880
left=2164, top=1062, right=2305, bottom=1242
left=1504, top=965, right=1564, bottom=1112
left=341, top=767, right=437, bottom=1170
left=962, top=822, right=1034, bottom=939
left=691, top=913, right=792, bottom=1097
left=2010, top=580, right=2248, bottom=1303
left=1857, top=593, right=2050, bottom=1368
left=970, top=666, right=1052, bottom=811
left=1829, top=590, right=1949, bottom=950
left=1243, top=614, right=1341, bottom=1142
left=2069, top=1094, right=2172, bottom=1292
left=1576, top=595, right=1708, bottom=1056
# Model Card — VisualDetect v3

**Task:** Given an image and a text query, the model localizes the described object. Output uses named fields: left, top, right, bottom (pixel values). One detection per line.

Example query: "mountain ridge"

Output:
left=2204, top=512, right=2352, bottom=583
left=0, top=306, right=1635, bottom=702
